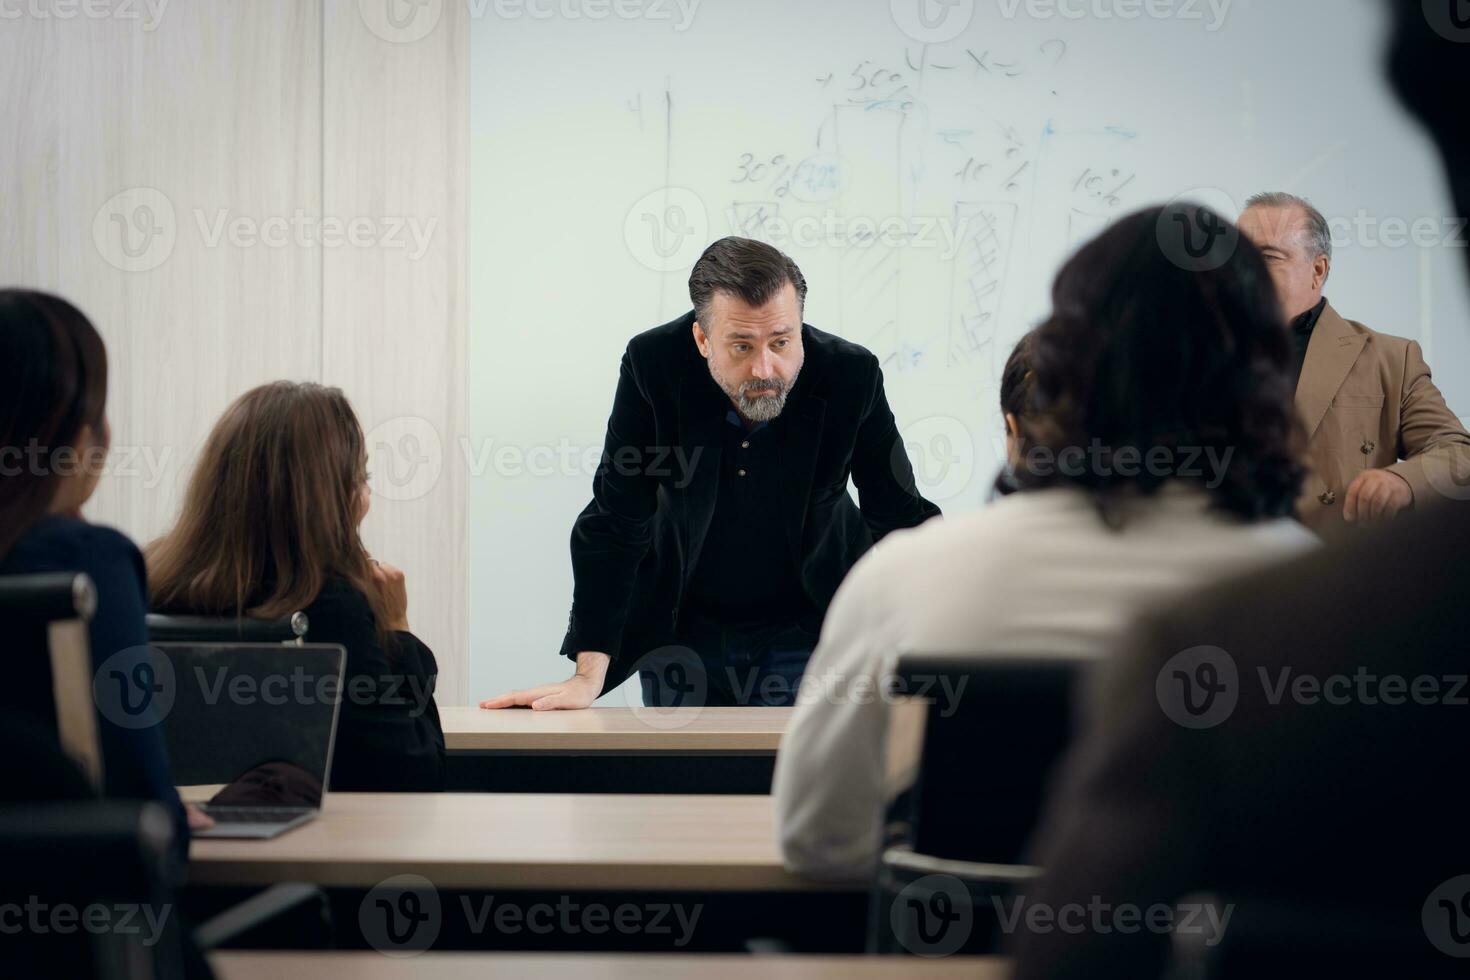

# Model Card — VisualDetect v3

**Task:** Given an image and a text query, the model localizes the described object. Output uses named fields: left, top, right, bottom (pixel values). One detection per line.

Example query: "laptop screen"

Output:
left=150, top=643, right=346, bottom=809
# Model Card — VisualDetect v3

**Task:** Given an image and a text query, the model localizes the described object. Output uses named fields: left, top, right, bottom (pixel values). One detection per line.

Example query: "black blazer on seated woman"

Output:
left=160, top=576, right=447, bottom=792
left=0, top=516, right=189, bottom=834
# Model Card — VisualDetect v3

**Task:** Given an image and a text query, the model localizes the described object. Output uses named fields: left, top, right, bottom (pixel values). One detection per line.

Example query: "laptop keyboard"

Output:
left=199, top=805, right=312, bottom=823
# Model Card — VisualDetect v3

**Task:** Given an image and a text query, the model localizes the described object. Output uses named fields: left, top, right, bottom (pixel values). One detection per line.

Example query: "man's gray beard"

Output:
left=710, top=362, right=801, bottom=423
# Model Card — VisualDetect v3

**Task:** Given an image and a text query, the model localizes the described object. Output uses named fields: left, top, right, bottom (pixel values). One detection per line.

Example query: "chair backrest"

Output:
left=868, top=653, right=1087, bottom=956
left=0, top=800, right=187, bottom=980
left=882, top=653, right=1089, bottom=866
left=0, top=572, right=104, bottom=791
left=0, top=713, right=96, bottom=805
left=146, top=611, right=308, bottom=645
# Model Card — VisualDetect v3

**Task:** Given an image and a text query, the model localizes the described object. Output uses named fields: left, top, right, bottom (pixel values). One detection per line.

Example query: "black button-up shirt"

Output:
left=1290, top=297, right=1328, bottom=388
left=682, top=408, right=814, bottom=629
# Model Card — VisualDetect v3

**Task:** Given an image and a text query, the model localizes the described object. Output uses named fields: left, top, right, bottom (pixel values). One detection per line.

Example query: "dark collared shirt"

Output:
left=1290, top=297, right=1329, bottom=388
left=682, top=408, right=815, bottom=629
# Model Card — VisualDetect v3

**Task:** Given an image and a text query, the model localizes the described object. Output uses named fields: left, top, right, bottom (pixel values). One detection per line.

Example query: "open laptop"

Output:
left=152, top=642, right=346, bottom=839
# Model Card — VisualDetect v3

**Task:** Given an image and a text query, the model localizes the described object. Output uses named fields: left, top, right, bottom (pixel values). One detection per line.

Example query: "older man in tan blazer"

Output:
left=1239, top=192, right=1470, bottom=535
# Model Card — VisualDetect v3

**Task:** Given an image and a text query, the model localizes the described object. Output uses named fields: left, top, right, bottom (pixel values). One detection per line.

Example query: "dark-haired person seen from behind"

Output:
left=774, top=206, right=1318, bottom=881
left=483, top=237, right=940, bottom=710
left=991, top=329, right=1037, bottom=500
left=1011, top=8, right=1470, bottom=977
left=0, top=289, right=205, bottom=836
left=1238, top=191, right=1470, bottom=536
left=148, top=382, right=446, bottom=792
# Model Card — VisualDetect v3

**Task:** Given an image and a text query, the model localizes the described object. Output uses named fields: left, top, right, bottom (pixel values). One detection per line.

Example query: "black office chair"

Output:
left=0, top=798, right=329, bottom=980
left=146, top=612, right=309, bottom=645
left=868, top=653, right=1090, bottom=956
left=0, top=800, right=190, bottom=979
left=0, top=706, right=330, bottom=979
left=0, top=572, right=106, bottom=789
left=1, top=575, right=330, bottom=975
left=1164, top=892, right=1464, bottom=979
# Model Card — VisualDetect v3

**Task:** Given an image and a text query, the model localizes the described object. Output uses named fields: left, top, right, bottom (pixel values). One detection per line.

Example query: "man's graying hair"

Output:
left=1246, top=192, right=1334, bottom=265
left=688, top=237, right=808, bottom=327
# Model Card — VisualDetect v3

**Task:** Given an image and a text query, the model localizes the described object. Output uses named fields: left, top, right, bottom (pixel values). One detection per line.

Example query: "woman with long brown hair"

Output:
left=148, top=382, right=445, bottom=792
left=0, top=288, right=195, bottom=832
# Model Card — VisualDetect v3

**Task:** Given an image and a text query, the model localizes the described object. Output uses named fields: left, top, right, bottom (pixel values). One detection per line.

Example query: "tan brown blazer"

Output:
left=1294, top=303, right=1470, bottom=534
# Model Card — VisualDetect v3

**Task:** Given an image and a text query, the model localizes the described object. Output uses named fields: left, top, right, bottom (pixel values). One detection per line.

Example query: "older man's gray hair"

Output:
left=1245, top=192, right=1334, bottom=265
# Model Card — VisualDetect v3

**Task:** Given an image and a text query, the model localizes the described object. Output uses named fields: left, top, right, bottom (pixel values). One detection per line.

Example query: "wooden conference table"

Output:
left=185, top=791, right=823, bottom=892
left=185, top=791, right=866, bottom=952
left=438, top=706, right=792, bottom=794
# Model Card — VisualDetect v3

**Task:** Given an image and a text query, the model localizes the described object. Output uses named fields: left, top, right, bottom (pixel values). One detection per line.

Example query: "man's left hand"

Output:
left=1343, top=468, right=1413, bottom=524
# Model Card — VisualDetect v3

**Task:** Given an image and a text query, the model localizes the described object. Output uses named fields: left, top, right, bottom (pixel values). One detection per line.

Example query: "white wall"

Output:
left=0, top=0, right=469, bottom=705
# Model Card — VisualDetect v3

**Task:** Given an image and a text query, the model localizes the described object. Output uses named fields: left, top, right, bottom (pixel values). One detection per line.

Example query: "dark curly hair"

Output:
left=1000, top=330, right=1038, bottom=424
left=1012, top=203, right=1305, bottom=523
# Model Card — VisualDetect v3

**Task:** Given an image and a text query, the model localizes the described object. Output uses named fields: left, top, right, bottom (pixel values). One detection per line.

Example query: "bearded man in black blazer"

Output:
left=483, top=237, right=940, bottom=710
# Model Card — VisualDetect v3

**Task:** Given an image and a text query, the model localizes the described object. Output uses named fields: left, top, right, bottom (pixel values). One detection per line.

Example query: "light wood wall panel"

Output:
left=1, top=0, right=469, bottom=704
left=0, top=0, right=323, bottom=543
left=322, top=0, right=469, bottom=704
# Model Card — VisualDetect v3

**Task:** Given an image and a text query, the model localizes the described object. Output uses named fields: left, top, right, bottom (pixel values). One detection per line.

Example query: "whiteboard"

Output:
left=467, top=0, right=1470, bottom=700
